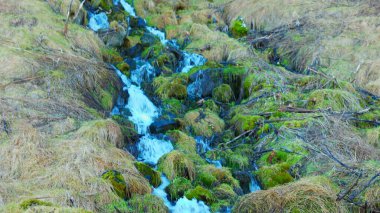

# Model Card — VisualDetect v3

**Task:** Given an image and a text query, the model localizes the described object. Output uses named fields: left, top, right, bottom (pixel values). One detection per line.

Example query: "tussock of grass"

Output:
left=183, top=109, right=225, bottom=138
left=158, top=150, right=196, bottom=181
left=233, top=176, right=346, bottom=213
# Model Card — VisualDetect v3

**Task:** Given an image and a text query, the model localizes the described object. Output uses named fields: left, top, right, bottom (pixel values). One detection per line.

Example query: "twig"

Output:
left=64, top=0, right=75, bottom=36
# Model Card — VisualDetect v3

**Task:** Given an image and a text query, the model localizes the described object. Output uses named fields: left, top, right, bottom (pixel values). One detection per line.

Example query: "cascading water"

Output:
left=88, top=1, right=211, bottom=211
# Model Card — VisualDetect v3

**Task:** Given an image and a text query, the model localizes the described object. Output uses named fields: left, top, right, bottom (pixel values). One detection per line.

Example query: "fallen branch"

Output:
left=64, top=0, right=75, bottom=36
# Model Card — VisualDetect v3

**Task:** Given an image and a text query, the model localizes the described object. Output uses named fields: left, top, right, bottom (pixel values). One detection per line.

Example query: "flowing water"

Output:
left=88, top=2, right=211, bottom=212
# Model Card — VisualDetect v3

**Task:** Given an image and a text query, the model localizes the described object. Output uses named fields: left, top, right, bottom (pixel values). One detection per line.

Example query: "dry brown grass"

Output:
left=0, top=0, right=150, bottom=211
left=233, top=176, right=347, bottom=213
left=224, top=0, right=380, bottom=95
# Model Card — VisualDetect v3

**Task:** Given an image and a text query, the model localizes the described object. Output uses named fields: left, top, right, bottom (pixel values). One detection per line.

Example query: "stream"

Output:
left=88, top=0, right=260, bottom=211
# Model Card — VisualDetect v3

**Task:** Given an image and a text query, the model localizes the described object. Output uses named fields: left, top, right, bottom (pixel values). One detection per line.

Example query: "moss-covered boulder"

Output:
left=196, top=165, right=241, bottom=192
left=307, top=89, right=363, bottom=111
left=153, top=74, right=188, bottom=100
left=232, top=176, right=345, bottom=213
left=230, top=114, right=264, bottom=135
left=128, top=194, right=168, bottom=213
left=230, top=18, right=248, bottom=38
left=158, top=151, right=196, bottom=181
left=185, top=186, right=215, bottom=205
left=102, top=170, right=128, bottom=199
left=255, top=163, right=293, bottom=189
left=135, top=162, right=162, bottom=187
left=167, top=130, right=197, bottom=154
left=116, top=62, right=130, bottom=77
left=212, top=84, right=234, bottom=103
left=89, top=0, right=113, bottom=11
left=166, top=177, right=193, bottom=201
left=213, top=184, right=238, bottom=200
left=111, top=115, right=139, bottom=145
left=183, top=109, right=225, bottom=137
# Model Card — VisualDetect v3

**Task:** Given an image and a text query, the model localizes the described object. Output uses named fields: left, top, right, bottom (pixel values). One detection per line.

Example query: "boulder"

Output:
left=141, top=33, right=160, bottom=47
left=150, top=119, right=180, bottom=134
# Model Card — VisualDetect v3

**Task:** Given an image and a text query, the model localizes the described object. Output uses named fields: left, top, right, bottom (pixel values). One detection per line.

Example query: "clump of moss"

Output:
left=230, top=114, right=264, bottom=135
left=153, top=74, right=188, bottom=100
left=168, top=130, right=197, bottom=154
left=183, top=109, right=225, bottom=137
left=196, top=165, right=240, bottom=190
left=212, top=84, right=234, bottom=103
left=135, top=162, right=162, bottom=187
left=255, top=163, right=293, bottom=189
left=230, top=18, right=248, bottom=38
left=166, top=177, right=193, bottom=201
left=116, top=62, right=130, bottom=77
left=158, top=150, right=196, bottom=181
left=111, top=115, right=138, bottom=143
left=162, top=98, right=184, bottom=116
left=101, top=47, right=123, bottom=64
left=99, top=89, right=114, bottom=110
left=20, top=199, right=53, bottom=210
left=307, top=89, right=363, bottom=111
left=185, top=186, right=215, bottom=205
left=128, top=194, right=168, bottom=213
left=102, top=170, right=127, bottom=199
left=213, top=183, right=237, bottom=200
left=233, top=176, right=345, bottom=213
left=203, top=99, right=220, bottom=113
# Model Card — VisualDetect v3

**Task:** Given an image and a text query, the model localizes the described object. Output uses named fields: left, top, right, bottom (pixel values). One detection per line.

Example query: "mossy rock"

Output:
left=307, top=89, right=363, bottom=111
left=162, top=98, right=184, bottom=116
left=255, top=163, right=293, bottom=189
left=111, top=115, right=139, bottom=144
left=128, top=194, right=168, bottom=213
left=89, top=0, right=113, bottom=11
left=230, top=114, right=264, bottom=135
left=196, top=165, right=241, bottom=190
left=166, top=177, right=193, bottom=201
left=135, top=162, right=162, bottom=187
left=183, top=109, right=225, bottom=137
left=116, top=62, right=130, bottom=77
left=167, top=130, right=197, bottom=154
left=230, top=18, right=248, bottom=38
left=213, top=184, right=237, bottom=200
left=99, top=89, right=114, bottom=110
left=185, top=186, right=215, bottom=205
left=102, top=170, right=127, bottom=199
left=203, top=99, right=220, bottom=113
left=153, top=74, right=188, bottom=100
left=158, top=150, right=196, bottom=181
left=20, top=199, right=53, bottom=210
left=101, top=47, right=123, bottom=64
left=212, top=84, right=234, bottom=103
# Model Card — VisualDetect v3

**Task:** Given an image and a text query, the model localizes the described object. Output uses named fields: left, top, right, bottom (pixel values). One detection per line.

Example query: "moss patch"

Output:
left=135, top=162, right=162, bottom=187
left=158, top=150, right=196, bottom=181
left=183, top=109, right=225, bottom=137
left=166, top=177, right=193, bottom=201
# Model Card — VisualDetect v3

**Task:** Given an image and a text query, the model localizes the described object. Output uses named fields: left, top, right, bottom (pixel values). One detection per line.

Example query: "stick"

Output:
left=64, top=0, right=75, bottom=36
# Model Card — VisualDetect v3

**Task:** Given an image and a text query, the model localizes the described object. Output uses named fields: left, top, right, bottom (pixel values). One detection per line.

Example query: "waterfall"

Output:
left=179, top=52, right=207, bottom=73
left=88, top=12, right=109, bottom=31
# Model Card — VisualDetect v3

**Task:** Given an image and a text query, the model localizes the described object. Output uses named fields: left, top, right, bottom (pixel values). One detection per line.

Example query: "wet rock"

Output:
left=149, top=119, right=179, bottom=134
left=130, top=16, right=146, bottom=28
left=124, top=44, right=144, bottom=58
left=140, top=33, right=160, bottom=47
left=187, top=69, right=223, bottom=99
left=99, top=24, right=127, bottom=47
left=233, top=171, right=251, bottom=194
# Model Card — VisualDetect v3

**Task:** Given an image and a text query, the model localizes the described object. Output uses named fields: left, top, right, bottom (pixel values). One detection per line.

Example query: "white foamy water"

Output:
left=137, top=135, right=173, bottom=165
left=131, top=59, right=156, bottom=85
left=120, top=0, right=136, bottom=16
left=88, top=12, right=109, bottom=31
left=180, top=52, right=207, bottom=73
left=172, top=198, right=210, bottom=213
left=146, top=26, right=167, bottom=44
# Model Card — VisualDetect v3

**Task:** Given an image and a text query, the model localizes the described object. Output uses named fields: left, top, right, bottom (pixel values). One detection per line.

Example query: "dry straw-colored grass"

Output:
left=233, top=176, right=347, bottom=213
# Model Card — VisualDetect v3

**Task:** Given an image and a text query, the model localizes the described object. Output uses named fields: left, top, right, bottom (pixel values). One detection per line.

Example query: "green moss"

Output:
left=230, top=18, right=248, bottom=38
left=196, top=170, right=218, bottom=188
left=307, top=89, right=363, bottom=111
left=100, top=89, right=113, bottom=110
left=101, top=199, right=131, bottom=212
left=243, top=73, right=275, bottom=98
left=166, top=177, right=193, bottom=201
left=225, top=152, right=250, bottom=171
left=203, top=99, right=220, bottom=113
left=212, top=84, right=234, bottom=103
left=101, top=170, right=127, bottom=199
left=153, top=74, right=188, bottom=100
left=213, top=184, right=237, bottom=200
left=162, top=98, right=184, bottom=116
left=101, top=47, right=123, bottom=64
left=141, top=43, right=165, bottom=59
left=128, top=194, right=168, bottom=213
left=188, top=61, right=223, bottom=76
left=185, top=186, right=215, bottom=205
left=50, top=70, right=65, bottom=80
left=255, top=163, right=294, bottom=189
left=20, top=199, right=53, bottom=210
left=111, top=115, right=138, bottom=142
left=134, top=162, right=162, bottom=187
left=230, top=114, right=264, bottom=135
left=158, top=151, right=196, bottom=181
left=183, top=109, right=225, bottom=137
left=116, top=62, right=130, bottom=77
left=168, top=130, right=197, bottom=154
left=196, top=165, right=240, bottom=190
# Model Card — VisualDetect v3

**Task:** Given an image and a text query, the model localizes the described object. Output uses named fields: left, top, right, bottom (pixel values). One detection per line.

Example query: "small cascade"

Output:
left=179, top=52, right=207, bottom=73
left=249, top=163, right=261, bottom=192
left=146, top=26, right=168, bottom=44
left=130, top=58, right=156, bottom=85
left=137, top=135, right=173, bottom=165
left=152, top=175, right=173, bottom=207
left=195, top=137, right=222, bottom=168
left=88, top=12, right=109, bottom=31
left=172, top=198, right=210, bottom=213
left=187, top=70, right=204, bottom=99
